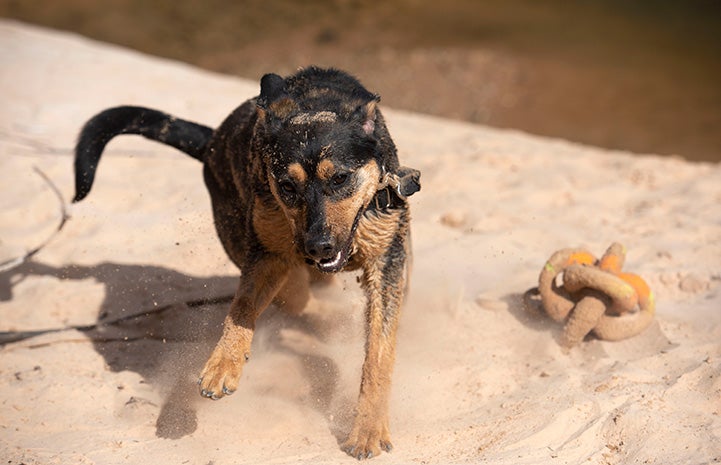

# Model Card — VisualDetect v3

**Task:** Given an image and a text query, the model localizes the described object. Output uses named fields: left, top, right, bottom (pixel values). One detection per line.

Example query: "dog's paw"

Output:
left=341, top=421, right=393, bottom=460
left=198, top=346, right=246, bottom=400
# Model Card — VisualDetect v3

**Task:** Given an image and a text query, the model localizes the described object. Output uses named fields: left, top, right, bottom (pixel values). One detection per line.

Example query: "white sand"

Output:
left=1, top=21, right=720, bottom=464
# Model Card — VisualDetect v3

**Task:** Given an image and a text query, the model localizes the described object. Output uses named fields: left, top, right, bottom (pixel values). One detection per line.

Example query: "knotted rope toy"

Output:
left=525, top=243, right=655, bottom=348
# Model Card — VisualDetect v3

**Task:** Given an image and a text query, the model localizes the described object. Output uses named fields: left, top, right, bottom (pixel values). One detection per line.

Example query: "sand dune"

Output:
left=1, top=21, right=720, bottom=464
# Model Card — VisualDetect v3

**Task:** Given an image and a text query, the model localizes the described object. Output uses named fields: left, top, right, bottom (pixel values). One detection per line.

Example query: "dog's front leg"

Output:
left=343, top=239, right=408, bottom=459
left=199, top=256, right=289, bottom=400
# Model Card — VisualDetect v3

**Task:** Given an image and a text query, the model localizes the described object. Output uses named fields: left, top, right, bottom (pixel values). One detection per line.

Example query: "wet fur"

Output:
left=73, top=67, right=419, bottom=460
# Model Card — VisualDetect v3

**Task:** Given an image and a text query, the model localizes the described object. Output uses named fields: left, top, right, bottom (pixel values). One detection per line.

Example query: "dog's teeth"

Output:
left=326, top=252, right=343, bottom=268
left=330, top=251, right=342, bottom=265
left=319, top=251, right=342, bottom=267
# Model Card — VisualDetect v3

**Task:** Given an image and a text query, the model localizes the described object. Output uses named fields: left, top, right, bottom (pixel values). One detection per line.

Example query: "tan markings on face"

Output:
left=324, top=160, right=381, bottom=238
left=304, top=87, right=332, bottom=100
left=287, top=162, right=307, bottom=186
left=317, top=158, right=336, bottom=182
left=266, top=175, right=305, bottom=253
left=289, top=111, right=338, bottom=125
left=252, top=198, right=296, bottom=256
left=268, top=97, right=298, bottom=120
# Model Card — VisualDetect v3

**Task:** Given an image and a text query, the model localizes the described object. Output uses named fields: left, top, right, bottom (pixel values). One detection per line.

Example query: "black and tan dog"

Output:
left=73, top=67, right=420, bottom=459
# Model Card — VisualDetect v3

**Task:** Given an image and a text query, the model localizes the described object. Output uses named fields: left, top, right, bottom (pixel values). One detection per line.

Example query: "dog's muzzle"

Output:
left=304, top=208, right=364, bottom=273
left=305, top=236, right=353, bottom=273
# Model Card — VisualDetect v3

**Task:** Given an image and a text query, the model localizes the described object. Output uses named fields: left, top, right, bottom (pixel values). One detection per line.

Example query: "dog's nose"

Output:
left=305, top=236, right=336, bottom=261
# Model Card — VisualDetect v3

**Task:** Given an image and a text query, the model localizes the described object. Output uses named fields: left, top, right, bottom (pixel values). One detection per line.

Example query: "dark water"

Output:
left=2, top=0, right=720, bottom=161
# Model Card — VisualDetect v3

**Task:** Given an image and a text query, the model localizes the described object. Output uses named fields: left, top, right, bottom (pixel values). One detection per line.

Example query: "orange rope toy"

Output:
left=526, top=242, right=655, bottom=348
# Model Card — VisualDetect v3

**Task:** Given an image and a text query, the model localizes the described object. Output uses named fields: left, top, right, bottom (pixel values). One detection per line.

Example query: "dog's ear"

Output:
left=257, top=73, right=285, bottom=108
left=353, top=95, right=380, bottom=136
left=257, top=73, right=297, bottom=121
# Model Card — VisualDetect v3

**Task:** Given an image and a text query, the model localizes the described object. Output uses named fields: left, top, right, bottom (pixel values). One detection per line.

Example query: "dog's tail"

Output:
left=73, top=106, right=214, bottom=202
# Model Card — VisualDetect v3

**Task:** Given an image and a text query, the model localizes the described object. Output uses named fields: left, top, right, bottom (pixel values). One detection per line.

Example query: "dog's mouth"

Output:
left=305, top=232, right=354, bottom=273
left=306, top=208, right=363, bottom=273
left=313, top=241, right=352, bottom=273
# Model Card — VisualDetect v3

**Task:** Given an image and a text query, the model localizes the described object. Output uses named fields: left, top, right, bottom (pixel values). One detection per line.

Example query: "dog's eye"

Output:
left=331, top=173, right=349, bottom=187
left=279, top=180, right=296, bottom=195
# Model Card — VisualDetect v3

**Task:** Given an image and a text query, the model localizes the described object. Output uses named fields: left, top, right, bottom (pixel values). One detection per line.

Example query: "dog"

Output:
left=73, top=67, right=420, bottom=459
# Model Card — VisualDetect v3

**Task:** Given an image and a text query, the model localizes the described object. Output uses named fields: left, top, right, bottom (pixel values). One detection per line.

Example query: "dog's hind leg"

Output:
left=198, top=256, right=290, bottom=399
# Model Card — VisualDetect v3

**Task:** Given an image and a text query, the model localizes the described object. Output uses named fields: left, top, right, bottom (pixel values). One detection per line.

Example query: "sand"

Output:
left=1, top=21, right=720, bottom=465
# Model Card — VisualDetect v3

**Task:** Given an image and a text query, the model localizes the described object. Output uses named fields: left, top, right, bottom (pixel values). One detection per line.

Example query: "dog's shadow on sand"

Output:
left=0, top=260, right=347, bottom=441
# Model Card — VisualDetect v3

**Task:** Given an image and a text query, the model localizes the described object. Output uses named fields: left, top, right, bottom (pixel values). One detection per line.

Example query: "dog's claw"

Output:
left=222, top=386, right=235, bottom=396
left=342, top=422, right=392, bottom=460
left=342, top=442, right=386, bottom=460
left=198, top=345, right=244, bottom=400
left=199, top=387, right=224, bottom=400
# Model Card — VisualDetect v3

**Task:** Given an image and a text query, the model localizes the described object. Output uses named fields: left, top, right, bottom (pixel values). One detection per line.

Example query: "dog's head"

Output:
left=252, top=69, right=395, bottom=273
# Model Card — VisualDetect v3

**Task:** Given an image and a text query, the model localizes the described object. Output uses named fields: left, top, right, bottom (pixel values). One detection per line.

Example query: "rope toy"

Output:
left=526, top=242, right=655, bottom=348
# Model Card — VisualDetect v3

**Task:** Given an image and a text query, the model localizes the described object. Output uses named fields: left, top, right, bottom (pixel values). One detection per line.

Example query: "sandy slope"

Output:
left=1, top=21, right=720, bottom=465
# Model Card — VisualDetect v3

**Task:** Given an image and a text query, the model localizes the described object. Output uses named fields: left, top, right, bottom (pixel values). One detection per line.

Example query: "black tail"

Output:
left=73, top=106, right=214, bottom=202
